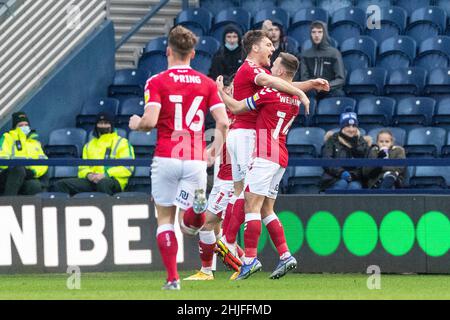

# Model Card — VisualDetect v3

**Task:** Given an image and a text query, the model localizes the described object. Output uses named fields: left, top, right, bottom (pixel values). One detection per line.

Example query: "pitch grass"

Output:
left=0, top=271, right=449, bottom=300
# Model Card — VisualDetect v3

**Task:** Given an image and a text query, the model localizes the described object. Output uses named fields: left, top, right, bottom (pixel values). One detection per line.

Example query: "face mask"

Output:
left=19, top=126, right=31, bottom=136
left=225, top=43, right=239, bottom=51
left=97, top=127, right=111, bottom=136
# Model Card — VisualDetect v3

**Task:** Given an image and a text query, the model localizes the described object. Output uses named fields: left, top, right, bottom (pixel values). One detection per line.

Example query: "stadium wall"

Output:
left=0, top=20, right=115, bottom=145
left=0, top=195, right=448, bottom=274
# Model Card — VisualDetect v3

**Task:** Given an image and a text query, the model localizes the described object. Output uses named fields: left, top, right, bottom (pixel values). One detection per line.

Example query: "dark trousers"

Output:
left=54, top=177, right=121, bottom=196
left=0, top=167, right=43, bottom=196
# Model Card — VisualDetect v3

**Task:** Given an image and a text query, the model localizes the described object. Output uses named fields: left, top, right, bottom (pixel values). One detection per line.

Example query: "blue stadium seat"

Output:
left=73, top=193, right=111, bottom=199
left=317, top=0, right=353, bottom=16
left=330, top=7, right=366, bottom=45
left=312, top=97, right=357, bottom=130
left=241, top=0, right=276, bottom=16
left=35, top=192, right=70, bottom=199
left=76, top=98, right=120, bottom=131
left=116, top=98, right=145, bottom=130
left=175, top=8, right=213, bottom=36
left=192, top=36, right=220, bottom=74
left=345, top=68, right=388, bottom=96
left=404, top=127, right=446, bottom=158
left=196, top=36, right=221, bottom=56
left=365, top=6, right=407, bottom=44
left=127, top=166, right=151, bottom=194
left=285, top=166, right=324, bottom=194
left=139, top=37, right=168, bottom=76
left=395, top=0, right=431, bottom=15
left=393, top=97, right=436, bottom=129
left=355, top=0, right=393, bottom=9
left=49, top=166, right=78, bottom=189
left=442, top=130, right=450, bottom=157
left=288, top=8, right=329, bottom=44
left=368, top=127, right=406, bottom=146
left=210, top=8, right=251, bottom=42
left=377, top=36, right=416, bottom=70
left=285, top=36, right=300, bottom=56
left=409, top=166, right=449, bottom=189
left=340, top=36, right=377, bottom=72
left=415, top=36, right=450, bottom=71
left=294, top=97, right=316, bottom=127
left=405, top=7, right=447, bottom=45
left=108, top=69, right=147, bottom=99
left=287, top=127, right=326, bottom=158
left=200, top=0, right=235, bottom=16
left=128, top=131, right=157, bottom=158
left=278, top=0, right=315, bottom=12
left=424, top=68, right=450, bottom=95
left=252, top=7, right=289, bottom=30
left=45, top=128, right=87, bottom=158
left=432, top=97, right=450, bottom=130
left=385, top=67, right=428, bottom=96
left=357, top=96, right=396, bottom=130
left=114, top=192, right=149, bottom=199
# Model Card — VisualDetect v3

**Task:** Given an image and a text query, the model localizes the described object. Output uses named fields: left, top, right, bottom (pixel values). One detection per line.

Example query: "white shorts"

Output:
left=227, top=128, right=256, bottom=182
left=245, top=157, right=285, bottom=199
left=151, top=157, right=207, bottom=210
left=207, top=178, right=234, bottom=216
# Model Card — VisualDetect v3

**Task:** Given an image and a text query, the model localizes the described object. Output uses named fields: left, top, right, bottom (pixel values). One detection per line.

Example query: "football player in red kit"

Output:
left=129, top=26, right=229, bottom=290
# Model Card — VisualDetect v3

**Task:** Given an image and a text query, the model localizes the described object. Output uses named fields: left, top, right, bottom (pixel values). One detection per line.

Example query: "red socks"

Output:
left=199, top=230, right=216, bottom=270
left=156, top=224, right=179, bottom=281
left=264, top=214, right=289, bottom=257
left=244, top=213, right=262, bottom=258
left=224, top=195, right=245, bottom=244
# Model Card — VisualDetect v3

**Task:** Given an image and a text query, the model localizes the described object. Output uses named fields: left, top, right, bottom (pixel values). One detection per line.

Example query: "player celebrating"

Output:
left=217, top=52, right=302, bottom=280
left=129, top=26, right=229, bottom=290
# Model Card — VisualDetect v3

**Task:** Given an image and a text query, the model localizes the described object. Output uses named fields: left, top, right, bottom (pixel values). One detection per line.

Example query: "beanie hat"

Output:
left=12, top=112, right=30, bottom=128
left=340, top=109, right=358, bottom=128
left=94, top=112, right=115, bottom=137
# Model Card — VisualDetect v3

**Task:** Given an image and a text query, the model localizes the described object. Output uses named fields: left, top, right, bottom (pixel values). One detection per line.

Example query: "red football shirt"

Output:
left=217, top=109, right=233, bottom=180
left=232, top=59, right=270, bottom=130
left=245, top=88, right=300, bottom=168
left=145, top=66, right=225, bottom=161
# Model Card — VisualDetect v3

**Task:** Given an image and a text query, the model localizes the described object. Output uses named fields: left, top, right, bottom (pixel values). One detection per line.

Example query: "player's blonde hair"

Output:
left=278, top=52, right=299, bottom=78
left=168, top=25, right=198, bottom=59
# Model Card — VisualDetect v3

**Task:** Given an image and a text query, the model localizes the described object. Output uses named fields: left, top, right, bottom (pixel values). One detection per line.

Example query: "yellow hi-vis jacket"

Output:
left=78, top=131, right=135, bottom=191
left=0, top=127, right=48, bottom=178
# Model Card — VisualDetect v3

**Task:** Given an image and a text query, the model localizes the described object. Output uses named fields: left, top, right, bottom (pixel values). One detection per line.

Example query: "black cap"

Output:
left=12, top=112, right=30, bottom=129
left=96, top=112, right=115, bottom=125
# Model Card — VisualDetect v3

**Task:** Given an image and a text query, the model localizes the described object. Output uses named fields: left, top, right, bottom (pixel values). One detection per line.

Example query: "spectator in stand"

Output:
left=320, top=110, right=369, bottom=191
left=209, top=24, right=243, bottom=80
left=55, top=112, right=135, bottom=196
left=300, top=21, right=345, bottom=101
left=0, top=112, right=49, bottom=195
left=363, top=130, right=406, bottom=189
left=262, top=20, right=294, bottom=66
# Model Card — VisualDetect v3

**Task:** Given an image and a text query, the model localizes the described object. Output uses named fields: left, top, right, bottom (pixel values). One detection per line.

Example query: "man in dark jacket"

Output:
left=320, top=111, right=369, bottom=191
left=300, top=21, right=346, bottom=100
left=209, top=24, right=243, bottom=80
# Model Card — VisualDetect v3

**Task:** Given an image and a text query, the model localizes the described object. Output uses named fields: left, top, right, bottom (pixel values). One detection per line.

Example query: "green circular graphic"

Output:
left=343, top=211, right=378, bottom=256
left=379, top=210, right=415, bottom=256
left=416, top=211, right=450, bottom=257
left=269, top=211, right=304, bottom=254
left=239, top=222, right=268, bottom=254
left=306, top=211, right=341, bottom=256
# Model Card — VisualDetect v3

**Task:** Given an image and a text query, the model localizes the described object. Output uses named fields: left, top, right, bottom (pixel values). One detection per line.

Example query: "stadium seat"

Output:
left=377, top=36, right=416, bottom=70
left=285, top=166, right=323, bottom=194
left=285, top=36, right=300, bottom=56
left=340, top=36, right=377, bottom=72
left=385, top=67, right=428, bottom=96
left=35, top=192, right=70, bottom=199
left=356, top=96, right=396, bottom=130
left=355, top=0, right=393, bottom=9
left=393, top=97, right=436, bottom=129
left=395, top=0, right=431, bottom=15
left=116, top=98, right=145, bottom=130
left=441, top=130, right=450, bottom=157
left=45, top=128, right=87, bottom=158
left=287, top=127, right=326, bottom=158
left=128, top=131, right=157, bottom=158
left=405, top=7, right=447, bottom=45
left=210, top=8, right=251, bottom=42
left=436, top=0, right=450, bottom=17
left=252, top=8, right=289, bottom=31
left=241, top=0, right=276, bottom=16
left=404, top=127, right=446, bottom=158
left=294, top=97, right=316, bottom=127
left=415, top=36, right=450, bottom=71
left=108, top=69, right=147, bottom=99
left=278, top=0, right=315, bottom=12
left=432, top=97, right=450, bottom=130
left=114, top=192, right=149, bottom=199
left=200, top=0, right=235, bottom=16
left=288, top=8, right=329, bottom=45
left=175, top=8, right=213, bottom=36
left=49, top=166, right=78, bottom=189
left=409, top=166, right=449, bottom=189
left=139, top=37, right=168, bottom=76
left=76, top=98, right=120, bottom=131
left=312, top=97, right=357, bottom=130
left=368, top=127, right=407, bottom=146
left=192, top=36, right=220, bottom=74
left=424, top=68, right=450, bottom=96
left=127, top=166, right=151, bottom=194
left=345, top=68, right=388, bottom=96
left=317, top=0, right=353, bottom=16
left=366, top=6, right=407, bottom=44
left=329, top=7, right=366, bottom=45
left=73, top=193, right=111, bottom=199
